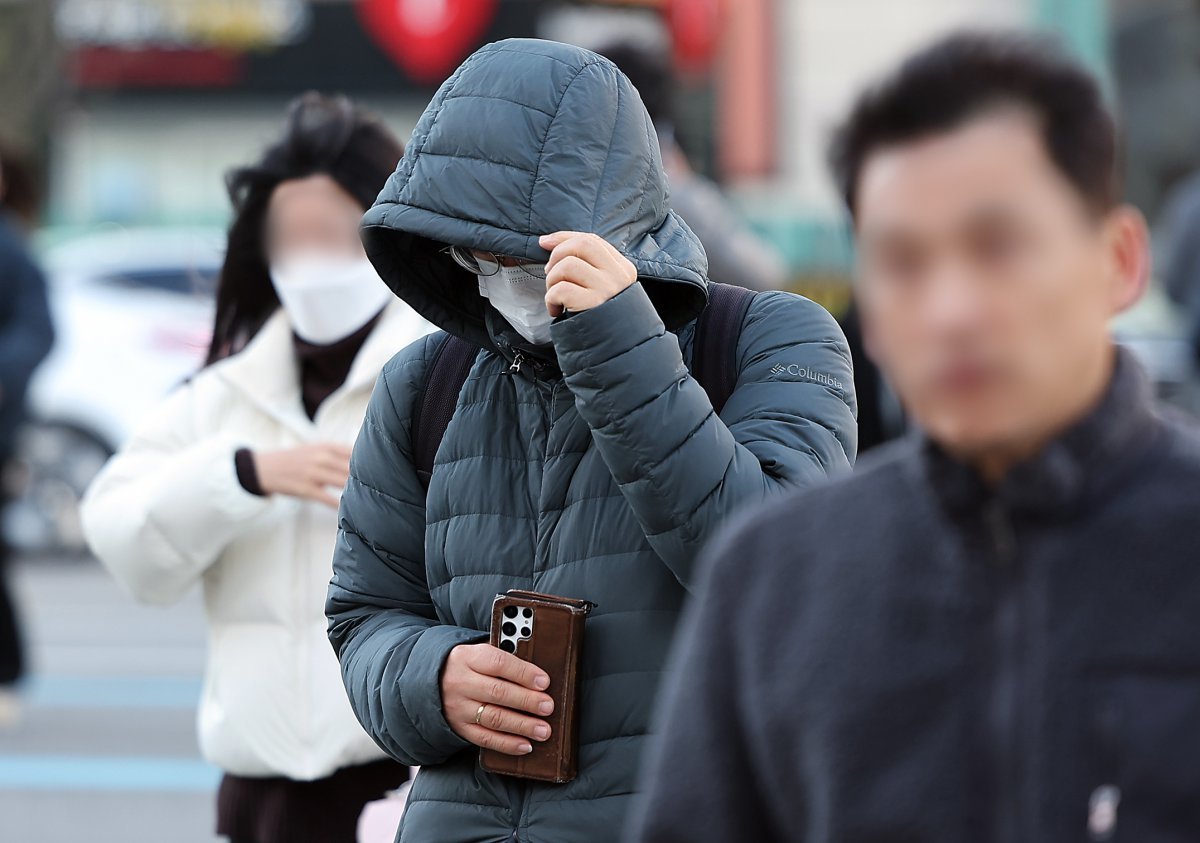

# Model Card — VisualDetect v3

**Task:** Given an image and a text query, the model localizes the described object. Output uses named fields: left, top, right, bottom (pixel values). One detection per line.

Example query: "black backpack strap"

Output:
left=691, top=282, right=756, bottom=416
left=411, top=334, right=478, bottom=492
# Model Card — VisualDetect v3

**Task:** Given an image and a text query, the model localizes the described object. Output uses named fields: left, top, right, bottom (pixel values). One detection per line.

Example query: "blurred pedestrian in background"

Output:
left=80, top=93, right=428, bottom=843
left=629, top=32, right=1200, bottom=843
left=597, top=40, right=790, bottom=292
left=0, top=144, right=54, bottom=726
left=326, top=38, right=856, bottom=843
left=1160, top=169, right=1200, bottom=366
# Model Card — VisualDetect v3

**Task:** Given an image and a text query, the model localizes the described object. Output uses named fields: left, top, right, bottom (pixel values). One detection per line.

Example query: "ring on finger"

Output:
left=474, top=703, right=487, bottom=726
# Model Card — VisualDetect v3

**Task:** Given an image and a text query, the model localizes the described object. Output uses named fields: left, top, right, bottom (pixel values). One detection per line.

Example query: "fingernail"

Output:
left=539, top=701, right=554, bottom=715
left=534, top=725, right=550, bottom=740
left=534, top=676, right=550, bottom=690
left=520, top=743, right=533, bottom=754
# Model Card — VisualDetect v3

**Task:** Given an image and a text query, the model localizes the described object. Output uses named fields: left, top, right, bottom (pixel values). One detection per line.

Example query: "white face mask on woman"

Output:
left=269, top=252, right=393, bottom=344
left=479, top=264, right=554, bottom=346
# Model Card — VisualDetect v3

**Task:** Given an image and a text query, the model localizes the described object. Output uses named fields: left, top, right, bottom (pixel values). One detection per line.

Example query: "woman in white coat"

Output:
left=81, top=93, right=429, bottom=843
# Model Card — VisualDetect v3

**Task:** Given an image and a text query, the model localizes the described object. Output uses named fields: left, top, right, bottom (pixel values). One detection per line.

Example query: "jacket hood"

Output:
left=360, top=38, right=710, bottom=348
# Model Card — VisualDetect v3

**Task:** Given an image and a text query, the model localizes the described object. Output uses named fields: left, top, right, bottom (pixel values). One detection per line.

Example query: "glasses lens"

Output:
left=447, top=246, right=543, bottom=278
left=473, top=251, right=503, bottom=276
left=448, top=246, right=503, bottom=276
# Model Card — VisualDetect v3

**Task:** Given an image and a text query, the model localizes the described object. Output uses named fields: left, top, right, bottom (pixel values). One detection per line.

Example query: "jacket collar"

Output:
left=919, top=346, right=1161, bottom=518
left=210, top=299, right=430, bottom=437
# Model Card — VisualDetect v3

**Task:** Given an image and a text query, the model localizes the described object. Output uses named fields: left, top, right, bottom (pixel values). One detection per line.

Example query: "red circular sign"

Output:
left=668, top=0, right=725, bottom=74
left=356, top=0, right=498, bottom=84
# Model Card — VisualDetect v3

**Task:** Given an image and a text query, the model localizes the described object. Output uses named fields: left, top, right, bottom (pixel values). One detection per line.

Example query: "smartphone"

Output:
left=479, top=589, right=595, bottom=784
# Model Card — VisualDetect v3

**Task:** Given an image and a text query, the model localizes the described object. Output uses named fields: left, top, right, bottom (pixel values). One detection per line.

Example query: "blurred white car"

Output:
left=5, top=227, right=223, bottom=555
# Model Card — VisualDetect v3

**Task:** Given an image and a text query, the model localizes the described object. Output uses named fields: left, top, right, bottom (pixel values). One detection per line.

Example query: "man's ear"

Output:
left=1104, top=204, right=1150, bottom=316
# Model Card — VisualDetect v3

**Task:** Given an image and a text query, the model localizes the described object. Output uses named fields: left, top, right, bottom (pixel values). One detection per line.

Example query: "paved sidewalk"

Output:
left=0, top=556, right=219, bottom=843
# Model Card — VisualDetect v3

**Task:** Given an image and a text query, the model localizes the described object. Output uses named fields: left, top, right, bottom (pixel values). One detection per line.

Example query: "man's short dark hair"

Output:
left=830, top=31, right=1119, bottom=217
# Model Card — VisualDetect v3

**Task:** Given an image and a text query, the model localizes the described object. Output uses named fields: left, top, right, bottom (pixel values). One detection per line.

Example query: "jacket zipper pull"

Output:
left=1088, top=784, right=1121, bottom=840
left=508, top=352, right=526, bottom=375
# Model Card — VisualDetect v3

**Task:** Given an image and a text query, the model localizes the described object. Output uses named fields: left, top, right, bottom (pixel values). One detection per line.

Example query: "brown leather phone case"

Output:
left=480, top=589, right=595, bottom=784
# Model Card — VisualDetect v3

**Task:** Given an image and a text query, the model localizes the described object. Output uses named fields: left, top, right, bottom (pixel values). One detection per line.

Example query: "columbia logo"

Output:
left=769, top=363, right=844, bottom=391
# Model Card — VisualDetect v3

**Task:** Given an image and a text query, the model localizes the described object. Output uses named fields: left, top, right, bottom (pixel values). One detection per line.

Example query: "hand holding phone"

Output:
left=441, top=642, right=555, bottom=758
left=480, top=590, right=595, bottom=784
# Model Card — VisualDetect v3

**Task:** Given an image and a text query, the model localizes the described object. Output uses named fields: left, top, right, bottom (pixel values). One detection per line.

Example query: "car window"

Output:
left=97, top=267, right=219, bottom=297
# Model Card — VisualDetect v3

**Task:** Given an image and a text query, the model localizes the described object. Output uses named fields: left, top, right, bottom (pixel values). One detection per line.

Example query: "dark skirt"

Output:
left=216, top=759, right=409, bottom=843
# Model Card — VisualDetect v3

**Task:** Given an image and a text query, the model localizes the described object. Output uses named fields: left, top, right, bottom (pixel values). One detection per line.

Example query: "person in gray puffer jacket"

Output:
left=326, top=38, right=857, bottom=843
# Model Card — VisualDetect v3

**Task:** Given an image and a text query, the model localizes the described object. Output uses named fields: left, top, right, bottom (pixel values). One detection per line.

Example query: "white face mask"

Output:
left=479, top=265, right=554, bottom=346
left=269, top=252, right=393, bottom=344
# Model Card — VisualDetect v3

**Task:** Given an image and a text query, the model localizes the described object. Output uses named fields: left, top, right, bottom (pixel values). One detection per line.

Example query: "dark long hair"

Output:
left=205, top=92, right=403, bottom=365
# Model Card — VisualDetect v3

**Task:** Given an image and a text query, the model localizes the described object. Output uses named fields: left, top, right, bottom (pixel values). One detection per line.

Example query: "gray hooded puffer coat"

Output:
left=327, top=38, right=857, bottom=843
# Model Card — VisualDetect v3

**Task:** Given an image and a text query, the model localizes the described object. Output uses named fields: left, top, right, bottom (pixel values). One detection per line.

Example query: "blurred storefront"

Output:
left=45, top=0, right=544, bottom=230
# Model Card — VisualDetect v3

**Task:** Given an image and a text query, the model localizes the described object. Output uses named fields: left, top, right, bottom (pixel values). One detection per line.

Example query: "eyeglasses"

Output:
left=444, top=245, right=547, bottom=280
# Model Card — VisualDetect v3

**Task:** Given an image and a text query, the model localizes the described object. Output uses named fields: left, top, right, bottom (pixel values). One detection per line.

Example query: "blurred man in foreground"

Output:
left=629, top=32, right=1200, bottom=842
